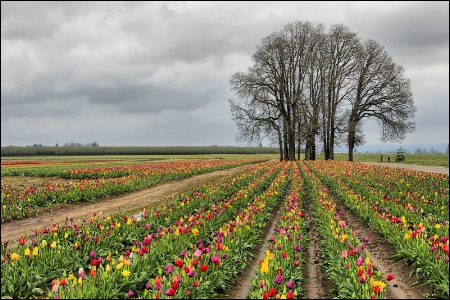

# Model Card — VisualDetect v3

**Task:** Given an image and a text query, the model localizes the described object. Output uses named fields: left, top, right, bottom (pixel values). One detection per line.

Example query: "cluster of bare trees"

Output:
left=229, top=21, right=416, bottom=161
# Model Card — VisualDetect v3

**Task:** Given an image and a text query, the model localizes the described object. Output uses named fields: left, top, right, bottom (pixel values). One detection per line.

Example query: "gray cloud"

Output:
left=1, top=1, right=448, bottom=149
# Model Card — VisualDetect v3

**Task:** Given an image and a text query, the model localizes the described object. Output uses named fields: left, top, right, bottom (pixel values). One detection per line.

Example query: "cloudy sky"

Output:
left=2, top=1, right=448, bottom=151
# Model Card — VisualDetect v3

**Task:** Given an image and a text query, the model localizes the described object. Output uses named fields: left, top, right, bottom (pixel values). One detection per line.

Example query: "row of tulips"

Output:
left=2, top=160, right=448, bottom=298
left=58, top=160, right=261, bottom=180
left=1, top=160, right=134, bottom=177
left=298, top=161, right=388, bottom=299
left=140, top=161, right=281, bottom=234
left=329, top=161, right=448, bottom=221
left=305, top=160, right=449, bottom=298
left=1, top=161, right=285, bottom=298
left=247, top=162, right=308, bottom=299
left=42, top=161, right=290, bottom=299
left=1, top=159, right=264, bottom=222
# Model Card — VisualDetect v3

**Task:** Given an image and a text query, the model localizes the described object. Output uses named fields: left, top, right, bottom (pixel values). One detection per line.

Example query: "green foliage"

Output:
left=1, top=146, right=279, bottom=157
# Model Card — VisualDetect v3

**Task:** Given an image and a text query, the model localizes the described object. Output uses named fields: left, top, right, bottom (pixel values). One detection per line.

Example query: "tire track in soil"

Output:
left=304, top=203, right=334, bottom=299
left=327, top=188, right=438, bottom=299
left=216, top=189, right=285, bottom=299
left=1, top=165, right=253, bottom=245
left=219, top=173, right=334, bottom=299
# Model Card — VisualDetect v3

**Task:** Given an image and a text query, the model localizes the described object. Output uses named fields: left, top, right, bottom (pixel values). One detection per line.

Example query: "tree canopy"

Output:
left=229, top=21, right=416, bottom=161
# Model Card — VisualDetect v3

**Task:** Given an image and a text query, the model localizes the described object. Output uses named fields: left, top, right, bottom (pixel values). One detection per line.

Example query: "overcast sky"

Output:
left=2, top=1, right=448, bottom=150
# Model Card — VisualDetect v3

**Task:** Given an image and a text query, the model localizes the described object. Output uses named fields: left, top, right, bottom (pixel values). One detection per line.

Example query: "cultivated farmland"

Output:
left=1, top=158, right=448, bottom=299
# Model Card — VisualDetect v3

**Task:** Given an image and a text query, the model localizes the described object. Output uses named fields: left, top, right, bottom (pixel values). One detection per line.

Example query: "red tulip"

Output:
left=60, top=278, right=67, bottom=286
left=386, top=273, right=394, bottom=281
left=172, top=280, right=178, bottom=290
left=268, top=288, right=277, bottom=297
left=174, top=259, right=184, bottom=267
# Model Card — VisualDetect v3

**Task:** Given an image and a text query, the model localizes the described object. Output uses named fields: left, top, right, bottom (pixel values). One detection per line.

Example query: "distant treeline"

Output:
left=0, top=145, right=279, bottom=156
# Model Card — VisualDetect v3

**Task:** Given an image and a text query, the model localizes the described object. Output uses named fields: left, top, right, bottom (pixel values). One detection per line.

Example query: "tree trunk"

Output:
left=297, top=120, right=301, bottom=160
left=310, top=142, right=316, bottom=160
left=288, top=130, right=296, bottom=161
left=278, top=138, right=283, bottom=161
left=348, top=132, right=355, bottom=162
left=347, top=116, right=357, bottom=162
left=283, top=122, right=289, bottom=161
left=330, top=129, right=335, bottom=160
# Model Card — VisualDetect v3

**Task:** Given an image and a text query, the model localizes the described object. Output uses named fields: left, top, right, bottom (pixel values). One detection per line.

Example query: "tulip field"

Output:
left=1, top=158, right=448, bottom=299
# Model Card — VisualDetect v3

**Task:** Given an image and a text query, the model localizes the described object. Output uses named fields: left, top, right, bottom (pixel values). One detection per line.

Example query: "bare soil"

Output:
left=1, top=162, right=447, bottom=299
left=1, top=165, right=252, bottom=242
left=361, top=162, right=449, bottom=175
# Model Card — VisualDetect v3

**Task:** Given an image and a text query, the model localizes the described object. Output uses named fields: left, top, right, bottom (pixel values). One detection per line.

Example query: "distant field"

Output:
left=1, top=153, right=448, bottom=167
left=320, top=153, right=449, bottom=167
left=0, top=153, right=278, bottom=163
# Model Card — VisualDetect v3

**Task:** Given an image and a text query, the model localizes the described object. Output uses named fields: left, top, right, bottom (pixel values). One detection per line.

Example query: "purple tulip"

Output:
left=274, top=274, right=284, bottom=284
left=286, top=280, right=294, bottom=289
left=166, top=265, right=173, bottom=273
left=357, top=257, right=364, bottom=266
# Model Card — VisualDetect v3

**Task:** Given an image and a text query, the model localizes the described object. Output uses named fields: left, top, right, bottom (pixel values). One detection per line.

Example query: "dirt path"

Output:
left=361, top=162, right=449, bottom=174
left=217, top=197, right=284, bottom=299
left=304, top=209, right=334, bottom=299
left=299, top=162, right=445, bottom=299
left=1, top=165, right=252, bottom=243
left=331, top=198, right=436, bottom=299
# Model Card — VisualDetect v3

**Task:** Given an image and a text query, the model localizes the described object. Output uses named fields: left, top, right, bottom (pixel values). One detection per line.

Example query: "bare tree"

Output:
left=322, top=24, right=360, bottom=160
left=229, top=92, right=284, bottom=160
left=229, top=22, right=416, bottom=162
left=347, top=39, right=416, bottom=161
left=230, top=21, right=324, bottom=161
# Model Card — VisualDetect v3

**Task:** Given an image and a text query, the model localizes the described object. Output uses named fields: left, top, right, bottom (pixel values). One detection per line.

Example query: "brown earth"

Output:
left=1, top=165, right=253, bottom=242
left=1, top=162, right=448, bottom=299
left=361, top=162, right=449, bottom=175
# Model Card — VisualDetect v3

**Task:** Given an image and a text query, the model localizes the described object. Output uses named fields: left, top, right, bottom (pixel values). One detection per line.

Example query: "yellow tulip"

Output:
left=260, top=260, right=269, bottom=273
left=32, top=247, right=39, bottom=256
left=11, top=253, right=20, bottom=261
left=24, top=248, right=30, bottom=257
left=122, top=270, right=131, bottom=277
